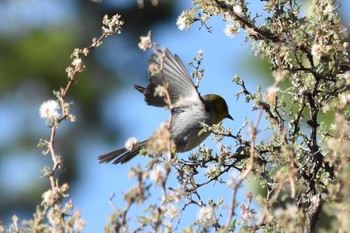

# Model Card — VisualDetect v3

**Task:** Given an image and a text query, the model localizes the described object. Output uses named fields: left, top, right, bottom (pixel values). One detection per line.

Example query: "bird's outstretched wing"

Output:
left=135, top=49, right=202, bottom=108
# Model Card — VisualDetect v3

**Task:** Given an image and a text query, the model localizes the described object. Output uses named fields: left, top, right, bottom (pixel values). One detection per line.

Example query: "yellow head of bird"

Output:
left=203, top=94, right=233, bottom=123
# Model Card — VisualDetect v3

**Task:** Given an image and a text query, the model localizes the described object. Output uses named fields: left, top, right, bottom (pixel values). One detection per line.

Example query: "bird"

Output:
left=98, top=48, right=233, bottom=164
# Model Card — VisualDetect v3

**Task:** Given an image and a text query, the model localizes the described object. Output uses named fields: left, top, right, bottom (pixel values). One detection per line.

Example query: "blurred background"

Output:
left=1, top=0, right=349, bottom=232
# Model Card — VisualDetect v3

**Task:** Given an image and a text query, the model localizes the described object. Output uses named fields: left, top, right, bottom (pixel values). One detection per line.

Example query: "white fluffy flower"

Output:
left=138, top=31, right=152, bottom=51
left=150, top=165, right=165, bottom=184
left=42, top=190, right=55, bottom=205
left=311, top=43, right=322, bottom=57
left=224, top=22, right=240, bottom=37
left=198, top=49, right=204, bottom=57
left=124, top=137, right=138, bottom=151
left=165, top=204, right=179, bottom=219
left=197, top=206, right=214, bottom=221
left=233, top=5, right=243, bottom=15
left=266, top=86, right=280, bottom=102
left=324, top=3, right=334, bottom=17
left=72, top=58, right=83, bottom=68
left=39, top=100, right=60, bottom=122
left=227, top=172, right=237, bottom=189
left=176, top=12, right=188, bottom=31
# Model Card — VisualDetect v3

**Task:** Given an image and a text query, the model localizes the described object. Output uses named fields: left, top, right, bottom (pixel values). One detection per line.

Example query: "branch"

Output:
left=304, top=194, right=323, bottom=233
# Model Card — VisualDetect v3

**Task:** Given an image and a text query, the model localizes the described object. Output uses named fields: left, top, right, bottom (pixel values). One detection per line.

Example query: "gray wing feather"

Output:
left=136, top=49, right=202, bottom=107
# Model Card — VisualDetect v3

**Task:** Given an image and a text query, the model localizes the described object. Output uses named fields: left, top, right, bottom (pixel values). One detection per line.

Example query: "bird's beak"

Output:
left=227, top=113, right=234, bottom=120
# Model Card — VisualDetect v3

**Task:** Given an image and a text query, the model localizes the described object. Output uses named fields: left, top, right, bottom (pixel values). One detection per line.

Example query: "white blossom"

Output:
left=197, top=206, right=213, bottom=220
left=198, top=49, right=204, bottom=57
left=165, top=204, right=179, bottom=219
left=72, top=58, right=82, bottom=67
left=340, top=93, right=350, bottom=105
left=150, top=165, right=165, bottom=184
left=177, top=11, right=190, bottom=31
left=233, top=5, right=243, bottom=15
left=138, top=31, right=152, bottom=51
left=71, top=58, right=85, bottom=71
left=224, top=22, right=240, bottom=37
left=227, top=172, right=237, bottom=189
left=324, top=3, right=334, bottom=17
left=124, top=137, right=138, bottom=151
left=39, top=100, right=60, bottom=123
left=266, top=86, right=280, bottom=102
left=311, top=43, right=322, bottom=57
left=42, top=190, right=55, bottom=205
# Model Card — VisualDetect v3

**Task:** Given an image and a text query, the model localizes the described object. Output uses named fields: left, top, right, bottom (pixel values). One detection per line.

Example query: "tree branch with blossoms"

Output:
left=175, top=0, right=350, bottom=232
left=4, top=14, right=124, bottom=232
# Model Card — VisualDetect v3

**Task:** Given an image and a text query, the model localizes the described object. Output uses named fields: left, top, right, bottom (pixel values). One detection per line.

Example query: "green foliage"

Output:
left=0, top=30, right=74, bottom=92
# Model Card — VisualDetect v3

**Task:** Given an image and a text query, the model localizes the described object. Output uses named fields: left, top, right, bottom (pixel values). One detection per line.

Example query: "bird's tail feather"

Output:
left=98, top=140, right=147, bottom=164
